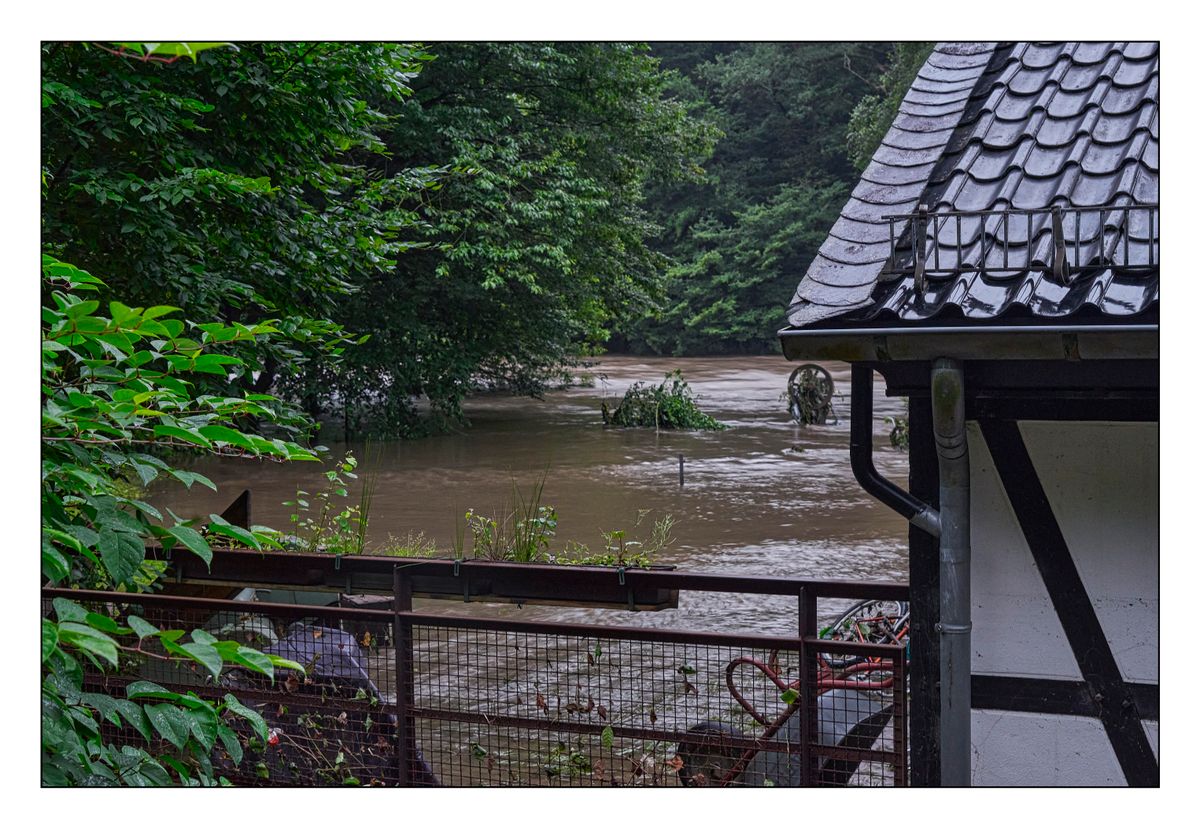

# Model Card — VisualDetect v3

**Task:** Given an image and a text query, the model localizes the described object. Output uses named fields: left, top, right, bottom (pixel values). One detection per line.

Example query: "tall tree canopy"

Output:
left=614, top=42, right=895, bottom=355
left=42, top=43, right=439, bottom=403
left=43, top=41, right=927, bottom=433
left=300, top=42, right=716, bottom=434
left=44, top=42, right=712, bottom=437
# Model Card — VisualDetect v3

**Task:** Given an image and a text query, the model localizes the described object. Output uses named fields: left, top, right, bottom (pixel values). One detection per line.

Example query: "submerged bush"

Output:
left=602, top=371, right=725, bottom=431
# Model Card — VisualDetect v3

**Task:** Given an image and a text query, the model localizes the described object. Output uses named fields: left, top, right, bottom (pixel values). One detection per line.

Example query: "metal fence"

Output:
left=45, top=567, right=908, bottom=788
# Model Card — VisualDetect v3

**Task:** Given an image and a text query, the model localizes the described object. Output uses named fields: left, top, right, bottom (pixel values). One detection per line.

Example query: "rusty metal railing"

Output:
left=882, top=203, right=1159, bottom=290
left=44, top=568, right=909, bottom=787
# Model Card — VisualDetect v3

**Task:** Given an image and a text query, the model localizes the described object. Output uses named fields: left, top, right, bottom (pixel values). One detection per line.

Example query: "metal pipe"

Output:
left=781, top=323, right=1159, bottom=339
left=931, top=357, right=971, bottom=786
left=850, top=365, right=941, bottom=538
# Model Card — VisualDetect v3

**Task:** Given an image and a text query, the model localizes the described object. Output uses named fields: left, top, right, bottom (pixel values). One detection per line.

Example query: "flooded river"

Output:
left=157, top=356, right=910, bottom=635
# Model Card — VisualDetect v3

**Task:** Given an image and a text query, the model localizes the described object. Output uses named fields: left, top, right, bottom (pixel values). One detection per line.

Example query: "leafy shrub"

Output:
left=41, top=254, right=314, bottom=785
left=602, top=371, right=725, bottom=431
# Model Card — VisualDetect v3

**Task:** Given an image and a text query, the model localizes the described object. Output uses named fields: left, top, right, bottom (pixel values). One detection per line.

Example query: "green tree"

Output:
left=846, top=42, right=934, bottom=171
left=41, top=41, right=439, bottom=403
left=295, top=42, right=716, bottom=435
left=618, top=43, right=892, bottom=355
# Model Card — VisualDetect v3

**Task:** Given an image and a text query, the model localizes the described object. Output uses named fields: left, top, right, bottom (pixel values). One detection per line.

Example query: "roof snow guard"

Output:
left=782, top=42, right=1158, bottom=360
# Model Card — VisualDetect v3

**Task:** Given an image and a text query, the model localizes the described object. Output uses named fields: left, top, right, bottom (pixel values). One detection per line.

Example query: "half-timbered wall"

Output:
left=968, top=420, right=1158, bottom=785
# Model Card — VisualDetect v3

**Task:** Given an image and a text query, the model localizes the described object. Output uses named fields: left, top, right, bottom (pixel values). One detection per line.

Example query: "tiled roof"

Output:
left=785, top=42, right=1159, bottom=329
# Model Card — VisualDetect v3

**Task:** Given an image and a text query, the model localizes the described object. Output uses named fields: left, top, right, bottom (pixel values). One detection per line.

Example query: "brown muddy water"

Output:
left=156, top=356, right=910, bottom=635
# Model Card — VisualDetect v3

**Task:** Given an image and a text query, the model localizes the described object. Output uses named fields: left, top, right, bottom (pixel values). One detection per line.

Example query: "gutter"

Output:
left=779, top=324, right=1158, bottom=363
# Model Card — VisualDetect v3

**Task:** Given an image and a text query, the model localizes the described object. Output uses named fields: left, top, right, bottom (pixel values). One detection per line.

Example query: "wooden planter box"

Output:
left=154, top=547, right=679, bottom=611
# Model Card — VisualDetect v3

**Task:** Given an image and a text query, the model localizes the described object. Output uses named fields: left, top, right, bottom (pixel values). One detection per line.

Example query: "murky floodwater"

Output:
left=156, top=356, right=910, bottom=635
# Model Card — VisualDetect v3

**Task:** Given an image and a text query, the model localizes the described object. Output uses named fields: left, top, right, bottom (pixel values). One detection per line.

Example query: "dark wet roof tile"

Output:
left=785, top=41, right=1158, bottom=331
left=1020, top=43, right=1069, bottom=69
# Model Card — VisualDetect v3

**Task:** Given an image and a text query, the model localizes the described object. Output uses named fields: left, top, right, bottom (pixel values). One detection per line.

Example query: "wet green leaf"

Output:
left=42, top=619, right=58, bottom=662
left=145, top=703, right=190, bottom=749
left=165, top=525, right=212, bottom=566
left=222, top=694, right=268, bottom=743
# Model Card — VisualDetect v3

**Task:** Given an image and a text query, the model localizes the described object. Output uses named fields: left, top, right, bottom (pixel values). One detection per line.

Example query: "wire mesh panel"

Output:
left=45, top=572, right=908, bottom=788
left=397, top=614, right=906, bottom=787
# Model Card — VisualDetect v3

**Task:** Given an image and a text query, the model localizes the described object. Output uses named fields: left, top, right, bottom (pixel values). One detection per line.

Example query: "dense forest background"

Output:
left=42, top=41, right=929, bottom=438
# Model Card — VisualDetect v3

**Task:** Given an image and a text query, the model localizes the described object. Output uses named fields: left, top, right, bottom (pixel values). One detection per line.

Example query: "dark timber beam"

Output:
left=979, top=419, right=1159, bottom=787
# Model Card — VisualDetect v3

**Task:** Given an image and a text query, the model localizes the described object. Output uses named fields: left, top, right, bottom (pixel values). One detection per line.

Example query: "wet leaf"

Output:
left=601, top=725, right=614, bottom=749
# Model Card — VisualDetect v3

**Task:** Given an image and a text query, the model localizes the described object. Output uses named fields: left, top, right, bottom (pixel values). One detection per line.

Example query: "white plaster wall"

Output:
left=971, top=709, right=1126, bottom=786
left=1019, top=422, right=1159, bottom=684
left=967, top=420, right=1158, bottom=785
left=968, top=424, right=1080, bottom=680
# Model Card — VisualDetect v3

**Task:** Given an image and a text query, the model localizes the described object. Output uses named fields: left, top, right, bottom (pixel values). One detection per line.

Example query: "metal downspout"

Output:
left=849, top=365, right=941, bottom=538
left=931, top=358, right=971, bottom=786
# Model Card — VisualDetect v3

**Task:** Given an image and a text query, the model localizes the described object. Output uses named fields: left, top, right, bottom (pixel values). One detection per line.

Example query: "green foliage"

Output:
left=372, top=531, right=439, bottom=558
left=560, top=513, right=676, bottom=568
left=42, top=597, right=302, bottom=786
left=41, top=41, right=439, bottom=416
left=111, top=43, right=236, bottom=62
left=462, top=475, right=558, bottom=563
left=308, top=42, right=716, bottom=435
left=41, top=255, right=312, bottom=786
left=282, top=453, right=375, bottom=555
left=618, top=43, right=894, bottom=354
left=846, top=43, right=935, bottom=172
left=445, top=477, right=675, bottom=567
left=602, top=371, right=724, bottom=430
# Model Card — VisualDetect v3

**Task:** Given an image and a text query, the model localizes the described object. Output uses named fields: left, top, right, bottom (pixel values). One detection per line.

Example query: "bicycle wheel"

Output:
left=787, top=364, right=834, bottom=425
left=819, top=599, right=909, bottom=670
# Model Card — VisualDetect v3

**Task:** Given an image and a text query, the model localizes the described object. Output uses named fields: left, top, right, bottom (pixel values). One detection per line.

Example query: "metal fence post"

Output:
left=798, top=588, right=818, bottom=786
left=392, top=565, right=414, bottom=786
left=893, top=650, right=909, bottom=787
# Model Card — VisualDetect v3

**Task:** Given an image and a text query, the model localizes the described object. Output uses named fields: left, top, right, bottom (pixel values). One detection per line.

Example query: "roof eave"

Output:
left=778, top=323, right=1158, bottom=362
